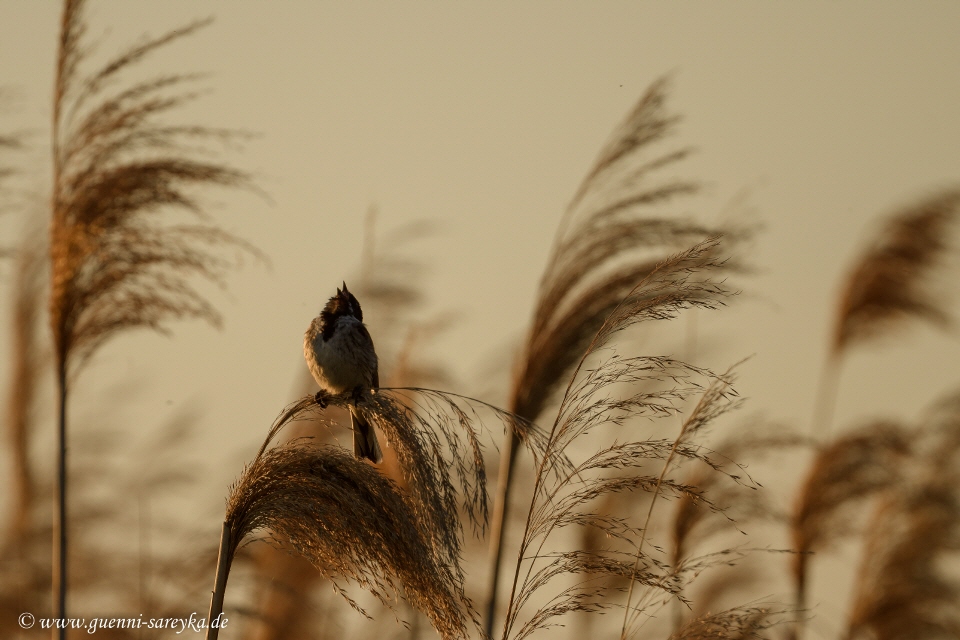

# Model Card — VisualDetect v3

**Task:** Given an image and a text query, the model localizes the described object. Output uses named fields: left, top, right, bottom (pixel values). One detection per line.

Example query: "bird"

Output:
left=304, top=282, right=382, bottom=463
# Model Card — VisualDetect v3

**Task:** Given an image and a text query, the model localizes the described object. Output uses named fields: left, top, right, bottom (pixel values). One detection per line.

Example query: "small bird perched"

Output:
left=304, top=282, right=382, bottom=463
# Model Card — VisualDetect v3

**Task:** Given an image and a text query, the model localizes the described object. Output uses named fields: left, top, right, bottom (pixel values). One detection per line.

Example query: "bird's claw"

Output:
left=351, top=386, right=365, bottom=405
left=314, top=390, right=329, bottom=409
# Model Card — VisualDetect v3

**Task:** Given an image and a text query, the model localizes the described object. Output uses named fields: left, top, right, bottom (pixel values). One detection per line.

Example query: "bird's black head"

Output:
left=320, top=281, right=363, bottom=328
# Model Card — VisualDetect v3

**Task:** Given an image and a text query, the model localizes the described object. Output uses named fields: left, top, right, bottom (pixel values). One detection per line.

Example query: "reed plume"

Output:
left=789, top=423, right=910, bottom=635
left=216, top=443, right=470, bottom=640
left=209, top=383, right=518, bottom=640
left=833, top=190, right=960, bottom=354
left=846, top=485, right=960, bottom=640
left=813, top=189, right=960, bottom=435
left=845, top=392, right=960, bottom=640
left=485, top=76, right=747, bottom=635
left=667, top=605, right=782, bottom=640
left=498, top=240, right=739, bottom=640
left=49, top=0, right=256, bottom=628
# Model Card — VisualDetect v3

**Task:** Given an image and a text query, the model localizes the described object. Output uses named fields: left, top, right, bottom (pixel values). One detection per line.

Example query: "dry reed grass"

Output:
left=671, top=429, right=809, bottom=579
left=814, top=189, right=960, bottom=435
left=789, top=422, right=911, bottom=627
left=845, top=394, right=960, bottom=640
left=48, top=0, right=258, bottom=628
left=846, top=484, right=960, bottom=640
left=0, top=106, right=23, bottom=258
left=667, top=605, right=782, bottom=640
left=0, top=120, right=19, bottom=194
left=620, top=365, right=755, bottom=638
left=486, top=77, right=750, bottom=635
left=498, top=240, right=742, bottom=640
left=7, top=6, right=958, bottom=639
left=50, top=0, right=258, bottom=375
left=213, top=390, right=502, bottom=640
left=833, top=189, right=960, bottom=355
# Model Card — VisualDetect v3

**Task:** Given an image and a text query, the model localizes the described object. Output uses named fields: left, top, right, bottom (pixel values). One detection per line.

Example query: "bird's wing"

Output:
left=357, top=323, right=379, bottom=389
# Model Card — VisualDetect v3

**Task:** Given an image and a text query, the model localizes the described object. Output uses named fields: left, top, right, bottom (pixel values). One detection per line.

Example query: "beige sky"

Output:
left=2, top=1, right=960, bottom=634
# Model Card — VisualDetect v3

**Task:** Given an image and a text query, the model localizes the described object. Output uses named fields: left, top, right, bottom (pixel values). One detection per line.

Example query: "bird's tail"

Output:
left=350, top=406, right=382, bottom=464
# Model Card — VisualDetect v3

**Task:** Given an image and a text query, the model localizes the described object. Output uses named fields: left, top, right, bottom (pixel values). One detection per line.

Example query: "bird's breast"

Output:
left=304, top=321, right=376, bottom=394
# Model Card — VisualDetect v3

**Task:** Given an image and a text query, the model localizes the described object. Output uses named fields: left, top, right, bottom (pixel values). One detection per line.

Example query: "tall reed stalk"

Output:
left=49, top=1, right=255, bottom=632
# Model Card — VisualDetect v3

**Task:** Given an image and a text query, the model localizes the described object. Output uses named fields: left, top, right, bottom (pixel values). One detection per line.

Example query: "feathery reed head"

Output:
left=0, top=127, right=18, bottom=188
left=502, top=307, right=751, bottom=639
left=833, top=189, right=960, bottom=355
left=846, top=482, right=960, bottom=640
left=336, top=386, right=537, bottom=576
left=668, top=605, right=783, bottom=640
left=510, top=76, right=748, bottom=426
left=790, top=422, right=910, bottom=609
left=791, top=423, right=910, bottom=557
left=845, top=394, right=960, bottom=639
left=672, top=429, right=808, bottom=572
left=49, top=0, right=259, bottom=375
left=225, top=440, right=471, bottom=639
left=227, top=389, right=520, bottom=637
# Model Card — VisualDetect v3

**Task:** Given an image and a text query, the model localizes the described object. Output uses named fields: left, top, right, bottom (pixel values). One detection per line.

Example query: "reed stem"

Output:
left=205, top=522, right=233, bottom=640
left=811, top=354, right=841, bottom=439
left=53, top=369, right=67, bottom=640
left=484, top=429, right=520, bottom=638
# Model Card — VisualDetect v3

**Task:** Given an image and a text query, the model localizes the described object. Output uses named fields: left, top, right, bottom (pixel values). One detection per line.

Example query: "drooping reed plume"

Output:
left=0, top=116, right=18, bottom=180
left=845, top=393, right=960, bottom=640
left=845, top=486, right=960, bottom=640
left=813, top=189, right=960, bottom=435
left=207, top=390, right=507, bottom=640
left=789, top=423, right=910, bottom=634
left=485, top=76, right=748, bottom=636
left=49, top=0, right=256, bottom=628
left=497, top=240, right=748, bottom=640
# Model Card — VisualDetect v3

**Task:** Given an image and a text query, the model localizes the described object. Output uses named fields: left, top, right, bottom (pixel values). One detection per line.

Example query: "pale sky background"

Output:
left=1, top=1, right=960, bottom=636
